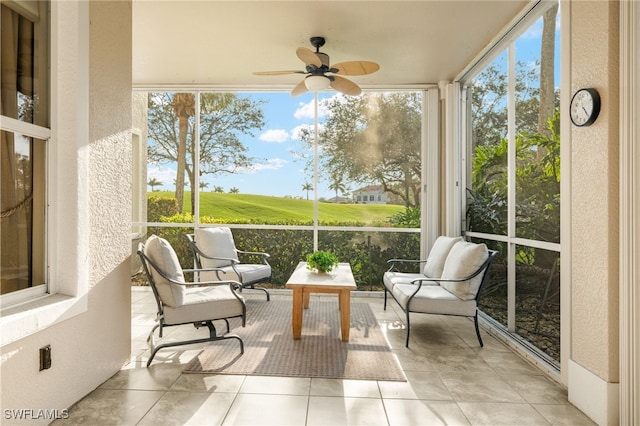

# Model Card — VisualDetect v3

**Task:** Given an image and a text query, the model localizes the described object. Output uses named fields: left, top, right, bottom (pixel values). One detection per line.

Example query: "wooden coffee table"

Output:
left=285, top=261, right=357, bottom=341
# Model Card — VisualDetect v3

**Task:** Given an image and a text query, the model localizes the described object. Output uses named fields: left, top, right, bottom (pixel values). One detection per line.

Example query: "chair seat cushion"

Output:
left=198, top=264, right=271, bottom=285
left=391, top=283, right=476, bottom=317
left=423, top=236, right=464, bottom=278
left=235, top=263, right=271, bottom=284
left=383, top=271, right=437, bottom=292
left=163, top=285, right=245, bottom=325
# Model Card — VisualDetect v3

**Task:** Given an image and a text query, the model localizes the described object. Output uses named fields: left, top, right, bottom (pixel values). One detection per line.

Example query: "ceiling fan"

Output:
left=253, top=36, right=380, bottom=97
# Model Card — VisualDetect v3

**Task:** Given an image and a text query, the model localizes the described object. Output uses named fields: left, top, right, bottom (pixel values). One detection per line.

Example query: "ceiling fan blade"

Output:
left=296, top=47, right=322, bottom=67
left=330, top=75, right=362, bottom=96
left=291, top=79, right=308, bottom=97
left=253, top=70, right=305, bottom=76
left=331, top=61, right=380, bottom=76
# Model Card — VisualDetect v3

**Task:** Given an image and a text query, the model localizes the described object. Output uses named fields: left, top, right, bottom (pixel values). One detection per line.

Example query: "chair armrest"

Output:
left=236, top=249, right=271, bottom=265
left=183, top=266, right=232, bottom=281
left=196, top=253, right=240, bottom=265
left=386, top=258, right=427, bottom=272
left=185, top=279, right=244, bottom=292
left=150, top=271, right=242, bottom=290
left=407, top=250, right=498, bottom=298
left=237, top=249, right=270, bottom=258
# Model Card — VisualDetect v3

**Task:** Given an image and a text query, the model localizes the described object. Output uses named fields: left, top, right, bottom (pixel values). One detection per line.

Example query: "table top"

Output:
left=285, top=262, right=357, bottom=290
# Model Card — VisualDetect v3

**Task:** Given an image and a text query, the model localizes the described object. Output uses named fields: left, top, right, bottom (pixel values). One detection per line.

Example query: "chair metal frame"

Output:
left=138, top=243, right=246, bottom=367
left=186, top=233, right=272, bottom=301
left=384, top=250, right=498, bottom=347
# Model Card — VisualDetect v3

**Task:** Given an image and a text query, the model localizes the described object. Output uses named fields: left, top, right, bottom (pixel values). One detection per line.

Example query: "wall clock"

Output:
left=570, top=88, right=601, bottom=127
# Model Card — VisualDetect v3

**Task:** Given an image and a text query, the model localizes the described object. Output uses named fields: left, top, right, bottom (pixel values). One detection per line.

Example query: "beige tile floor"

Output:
left=53, top=288, right=595, bottom=425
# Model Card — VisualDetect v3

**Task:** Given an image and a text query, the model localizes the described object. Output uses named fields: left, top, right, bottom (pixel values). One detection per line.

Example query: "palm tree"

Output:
left=328, top=178, right=348, bottom=203
left=229, top=187, right=240, bottom=193
left=302, top=182, right=313, bottom=200
left=171, top=93, right=195, bottom=212
left=213, top=186, right=224, bottom=193
left=199, top=181, right=209, bottom=190
left=147, top=178, right=163, bottom=192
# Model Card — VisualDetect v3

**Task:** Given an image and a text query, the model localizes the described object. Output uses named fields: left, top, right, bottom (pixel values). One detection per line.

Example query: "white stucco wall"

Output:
left=568, top=1, right=619, bottom=424
left=0, top=2, right=132, bottom=423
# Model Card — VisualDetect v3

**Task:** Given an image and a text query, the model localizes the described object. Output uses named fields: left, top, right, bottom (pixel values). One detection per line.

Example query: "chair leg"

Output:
left=260, top=287, right=270, bottom=301
left=474, top=313, right=484, bottom=347
left=383, top=289, right=388, bottom=310
left=244, top=284, right=270, bottom=301
left=405, top=310, right=411, bottom=348
left=146, top=321, right=244, bottom=367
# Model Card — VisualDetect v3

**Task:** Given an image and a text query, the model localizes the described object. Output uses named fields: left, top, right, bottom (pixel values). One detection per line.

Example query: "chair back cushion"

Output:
left=423, top=236, right=464, bottom=278
left=195, top=227, right=239, bottom=268
left=440, top=241, right=489, bottom=300
left=144, top=235, right=185, bottom=307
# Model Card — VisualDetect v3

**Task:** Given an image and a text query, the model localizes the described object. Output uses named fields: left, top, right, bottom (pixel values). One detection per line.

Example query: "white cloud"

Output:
left=259, top=129, right=289, bottom=143
left=246, top=158, right=288, bottom=173
left=290, top=123, right=325, bottom=141
left=294, top=99, right=329, bottom=120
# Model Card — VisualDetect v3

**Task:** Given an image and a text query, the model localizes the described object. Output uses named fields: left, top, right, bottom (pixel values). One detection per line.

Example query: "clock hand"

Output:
left=582, top=106, right=589, bottom=115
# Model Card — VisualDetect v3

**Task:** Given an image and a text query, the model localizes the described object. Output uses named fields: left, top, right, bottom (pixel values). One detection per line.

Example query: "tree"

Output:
left=302, top=182, right=313, bottom=200
left=538, top=4, right=559, bottom=138
left=298, top=92, right=422, bottom=207
left=147, top=177, right=163, bottom=192
left=229, top=187, right=240, bottom=194
left=328, top=177, right=348, bottom=203
left=213, top=186, right=224, bottom=193
left=199, top=181, right=209, bottom=190
left=470, top=58, right=542, bottom=148
left=146, top=92, right=265, bottom=212
left=171, top=93, right=194, bottom=213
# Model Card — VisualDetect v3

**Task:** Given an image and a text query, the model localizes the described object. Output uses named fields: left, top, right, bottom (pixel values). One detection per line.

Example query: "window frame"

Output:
left=457, top=0, right=562, bottom=377
left=0, top=0, right=90, bottom=346
left=1, top=0, right=51, bottom=304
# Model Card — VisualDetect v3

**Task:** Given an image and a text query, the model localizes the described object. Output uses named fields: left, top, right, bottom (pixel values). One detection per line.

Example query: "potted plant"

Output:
left=306, top=250, right=339, bottom=273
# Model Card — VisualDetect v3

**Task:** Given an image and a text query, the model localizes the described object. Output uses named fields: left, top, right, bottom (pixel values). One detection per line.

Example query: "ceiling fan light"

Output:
left=305, top=75, right=331, bottom=92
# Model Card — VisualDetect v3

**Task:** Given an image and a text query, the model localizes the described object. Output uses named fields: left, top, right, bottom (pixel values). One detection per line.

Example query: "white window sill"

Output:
left=0, top=294, right=87, bottom=347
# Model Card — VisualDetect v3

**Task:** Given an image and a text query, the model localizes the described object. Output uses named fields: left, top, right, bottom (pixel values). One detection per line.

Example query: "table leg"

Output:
left=303, top=289, right=310, bottom=309
left=339, top=290, right=351, bottom=341
left=292, top=288, right=303, bottom=339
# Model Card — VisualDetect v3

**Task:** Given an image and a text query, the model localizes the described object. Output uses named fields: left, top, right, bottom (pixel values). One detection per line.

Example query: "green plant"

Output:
left=306, top=250, right=339, bottom=273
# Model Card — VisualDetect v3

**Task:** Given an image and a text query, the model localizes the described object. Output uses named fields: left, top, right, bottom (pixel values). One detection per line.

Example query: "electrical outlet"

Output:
left=39, top=345, right=51, bottom=371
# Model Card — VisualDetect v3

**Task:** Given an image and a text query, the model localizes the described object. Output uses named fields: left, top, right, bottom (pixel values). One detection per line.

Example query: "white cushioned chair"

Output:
left=186, top=227, right=272, bottom=300
left=138, top=235, right=246, bottom=366
left=383, top=237, right=498, bottom=347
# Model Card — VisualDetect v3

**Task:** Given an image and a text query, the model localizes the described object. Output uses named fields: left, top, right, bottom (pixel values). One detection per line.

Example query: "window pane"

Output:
left=315, top=92, right=422, bottom=226
left=1, top=1, right=49, bottom=298
left=0, top=3, right=49, bottom=127
left=146, top=92, right=195, bottom=221
left=467, top=51, right=508, bottom=235
left=515, top=245, right=560, bottom=364
left=515, top=9, right=560, bottom=243
left=1, top=131, right=46, bottom=294
left=471, top=237, right=508, bottom=329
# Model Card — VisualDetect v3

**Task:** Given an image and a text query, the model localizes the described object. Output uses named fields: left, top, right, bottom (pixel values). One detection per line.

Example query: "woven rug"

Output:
left=183, top=299, right=406, bottom=381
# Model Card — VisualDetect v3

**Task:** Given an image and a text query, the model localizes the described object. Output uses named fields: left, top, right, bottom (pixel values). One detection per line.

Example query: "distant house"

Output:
left=352, top=185, right=389, bottom=204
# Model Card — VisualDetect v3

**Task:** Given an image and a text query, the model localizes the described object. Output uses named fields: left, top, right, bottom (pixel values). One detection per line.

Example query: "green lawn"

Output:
left=150, top=191, right=405, bottom=225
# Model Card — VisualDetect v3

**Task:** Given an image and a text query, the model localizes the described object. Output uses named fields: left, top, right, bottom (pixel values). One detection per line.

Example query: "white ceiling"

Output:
left=133, top=1, right=529, bottom=90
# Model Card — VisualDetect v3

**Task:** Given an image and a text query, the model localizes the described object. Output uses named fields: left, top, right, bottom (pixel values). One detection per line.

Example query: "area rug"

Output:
left=183, top=299, right=406, bottom=381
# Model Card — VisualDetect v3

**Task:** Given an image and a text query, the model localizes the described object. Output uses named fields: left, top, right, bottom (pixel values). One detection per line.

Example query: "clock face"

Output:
left=570, top=88, right=600, bottom=127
